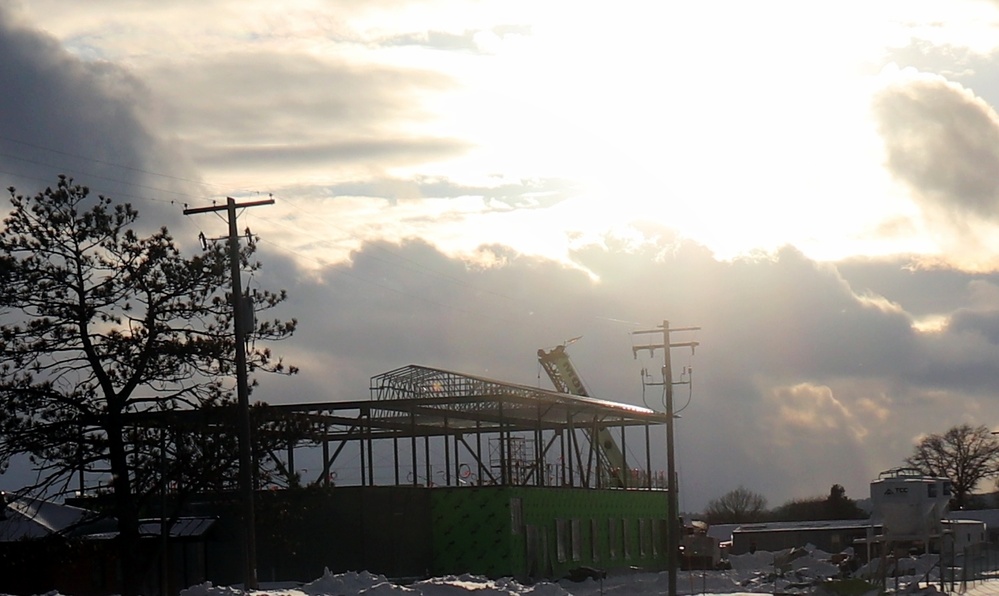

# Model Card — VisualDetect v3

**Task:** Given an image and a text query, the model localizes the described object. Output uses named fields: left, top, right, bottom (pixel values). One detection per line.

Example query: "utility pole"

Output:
left=184, top=197, right=273, bottom=590
left=632, top=320, right=699, bottom=596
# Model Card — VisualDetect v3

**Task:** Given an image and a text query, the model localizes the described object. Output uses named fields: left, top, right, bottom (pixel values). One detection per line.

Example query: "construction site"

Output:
left=224, top=342, right=680, bottom=583
left=0, top=333, right=696, bottom=595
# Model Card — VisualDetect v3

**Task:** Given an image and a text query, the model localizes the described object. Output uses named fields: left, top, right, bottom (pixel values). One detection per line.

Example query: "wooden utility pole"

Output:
left=632, top=320, right=699, bottom=596
left=184, top=197, right=273, bottom=590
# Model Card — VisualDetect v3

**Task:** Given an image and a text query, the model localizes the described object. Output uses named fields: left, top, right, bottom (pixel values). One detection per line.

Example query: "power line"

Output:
left=0, top=135, right=264, bottom=205
left=0, top=151, right=193, bottom=204
left=0, top=134, right=223, bottom=190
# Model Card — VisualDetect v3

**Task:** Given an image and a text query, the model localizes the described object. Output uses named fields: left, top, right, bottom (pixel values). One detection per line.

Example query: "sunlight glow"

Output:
left=16, top=0, right=999, bottom=269
left=392, top=0, right=957, bottom=264
left=912, top=316, right=948, bottom=333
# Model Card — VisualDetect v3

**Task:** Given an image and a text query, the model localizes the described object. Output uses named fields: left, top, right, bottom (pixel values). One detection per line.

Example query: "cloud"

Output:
left=943, top=281, right=999, bottom=362
left=377, top=25, right=532, bottom=54
left=140, top=51, right=464, bottom=179
left=874, top=71, right=999, bottom=225
left=193, top=137, right=470, bottom=172
left=240, top=237, right=999, bottom=509
left=763, top=382, right=868, bottom=445
left=0, top=4, right=201, bottom=235
left=379, top=30, right=488, bottom=53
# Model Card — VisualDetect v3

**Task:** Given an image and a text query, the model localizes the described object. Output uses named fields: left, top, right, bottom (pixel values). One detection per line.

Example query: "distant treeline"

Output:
left=698, top=484, right=868, bottom=525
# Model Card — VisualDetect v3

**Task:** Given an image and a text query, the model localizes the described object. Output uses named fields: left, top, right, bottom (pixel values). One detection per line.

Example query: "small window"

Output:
left=571, top=519, right=582, bottom=561
left=556, top=519, right=568, bottom=563
left=591, top=518, right=600, bottom=561
left=609, top=518, right=619, bottom=560
left=510, top=498, right=523, bottom=535
left=623, top=518, right=632, bottom=559
left=639, top=518, right=650, bottom=557
left=658, top=519, right=670, bottom=555
left=928, top=483, right=937, bottom=498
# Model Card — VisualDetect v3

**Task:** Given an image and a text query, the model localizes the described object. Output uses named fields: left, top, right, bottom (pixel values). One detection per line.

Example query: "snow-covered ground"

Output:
left=179, top=545, right=953, bottom=596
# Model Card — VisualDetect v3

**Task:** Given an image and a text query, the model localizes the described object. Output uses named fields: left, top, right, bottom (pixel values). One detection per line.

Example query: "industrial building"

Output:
left=13, top=360, right=678, bottom=594
left=228, top=363, right=677, bottom=582
left=731, top=519, right=874, bottom=556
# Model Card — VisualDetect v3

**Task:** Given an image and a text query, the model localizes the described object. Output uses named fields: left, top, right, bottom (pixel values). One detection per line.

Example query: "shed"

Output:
left=731, top=519, right=874, bottom=556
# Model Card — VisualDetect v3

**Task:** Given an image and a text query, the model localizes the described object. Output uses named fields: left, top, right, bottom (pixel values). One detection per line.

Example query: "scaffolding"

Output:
left=118, top=364, right=672, bottom=492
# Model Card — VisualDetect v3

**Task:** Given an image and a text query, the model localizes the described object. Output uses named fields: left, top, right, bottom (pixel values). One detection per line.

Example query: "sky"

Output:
left=3, top=0, right=999, bottom=513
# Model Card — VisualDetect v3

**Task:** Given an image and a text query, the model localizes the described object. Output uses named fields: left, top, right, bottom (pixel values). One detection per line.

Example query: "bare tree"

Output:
left=906, top=423, right=999, bottom=509
left=0, top=177, right=297, bottom=595
left=703, top=485, right=769, bottom=524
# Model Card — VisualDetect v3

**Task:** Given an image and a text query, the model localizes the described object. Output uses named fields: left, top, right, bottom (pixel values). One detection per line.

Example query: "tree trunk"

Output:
left=108, top=414, right=143, bottom=596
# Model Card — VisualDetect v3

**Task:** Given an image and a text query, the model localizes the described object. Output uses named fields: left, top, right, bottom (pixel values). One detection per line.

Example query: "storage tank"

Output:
left=870, top=468, right=951, bottom=540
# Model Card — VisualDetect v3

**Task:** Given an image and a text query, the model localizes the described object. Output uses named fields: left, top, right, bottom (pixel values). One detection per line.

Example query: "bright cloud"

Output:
left=764, top=382, right=868, bottom=444
left=13, top=0, right=999, bottom=269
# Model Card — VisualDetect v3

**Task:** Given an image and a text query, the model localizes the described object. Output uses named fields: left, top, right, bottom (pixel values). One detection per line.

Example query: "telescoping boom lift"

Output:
left=537, top=343, right=628, bottom=488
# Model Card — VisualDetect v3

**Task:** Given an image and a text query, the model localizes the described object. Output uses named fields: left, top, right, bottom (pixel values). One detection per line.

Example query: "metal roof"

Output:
left=113, top=364, right=674, bottom=490
left=125, top=364, right=670, bottom=441
left=263, top=364, right=672, bottom=439
left=83, top=517, right=216, bottom=541
left=734, top=519, right=875, bottom=534
left=139, top=516, right=216, bottom=538
left=0, top=497, right=93, bottom=542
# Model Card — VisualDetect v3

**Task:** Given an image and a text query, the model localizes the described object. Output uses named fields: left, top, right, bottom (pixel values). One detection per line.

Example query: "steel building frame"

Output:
left=262, top=365, right=671, bottom=490
left=122, top=365, right=672, bottom=492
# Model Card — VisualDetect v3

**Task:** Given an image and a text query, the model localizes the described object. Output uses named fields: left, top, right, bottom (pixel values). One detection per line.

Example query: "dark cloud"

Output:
left=0, top=5, right=203, bottom=234
left=193, top=137, right=471, bottom=171
left=837, top=257, right=983, bottom=317
left=149, top=52, right=453, bottom=136
left=873, top=75, right=999, bottom=223
left=244, top=237, right=999, bottom=510
left=949, top=308, right=999, bottom=348
left=143, top=51, right=465, bottom=174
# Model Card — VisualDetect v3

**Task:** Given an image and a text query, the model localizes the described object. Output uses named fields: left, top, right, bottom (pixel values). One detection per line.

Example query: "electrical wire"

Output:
left=673, top=369, right=694, bottom=416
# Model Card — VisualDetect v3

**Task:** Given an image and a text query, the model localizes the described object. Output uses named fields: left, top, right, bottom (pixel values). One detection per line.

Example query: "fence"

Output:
left=946, top=542, right=999, bottom=593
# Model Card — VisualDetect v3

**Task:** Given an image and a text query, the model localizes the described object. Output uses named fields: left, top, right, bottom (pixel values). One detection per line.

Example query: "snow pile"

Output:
left=179, top=569, right=573, bottom=596
left=727, top=550, right=774, bottom=571
left=414, top=574, right=570, bottom=595
left=721, top=544, right=850, bottom=592
left=300, top=569, right=408, bottom=594
left=558, top=571, right=743, bottom=596
left=176, top=545, right=954, bottom=596
left=177, top=571, right=405, bottom=596
left=179, top=582, right=247, bottom=596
